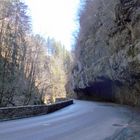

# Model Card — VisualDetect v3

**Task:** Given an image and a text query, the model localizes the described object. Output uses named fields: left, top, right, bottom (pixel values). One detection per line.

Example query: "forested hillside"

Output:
left=0, top=0, right=72, bottom=107
left=71, top=0, right=140, bottom=105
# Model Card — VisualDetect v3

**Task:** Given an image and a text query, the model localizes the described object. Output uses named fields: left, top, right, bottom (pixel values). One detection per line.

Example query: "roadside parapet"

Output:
left=0, top=100, right=73, bottom=121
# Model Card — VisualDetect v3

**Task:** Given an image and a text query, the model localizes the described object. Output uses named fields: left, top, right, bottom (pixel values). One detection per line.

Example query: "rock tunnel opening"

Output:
left=74, top=77, right=117, bottom=102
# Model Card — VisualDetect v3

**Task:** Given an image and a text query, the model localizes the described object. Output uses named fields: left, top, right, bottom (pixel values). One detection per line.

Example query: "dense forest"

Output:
left=0, top=0, right=72, bottom=107
left=71, top=0, right=140, bottom=105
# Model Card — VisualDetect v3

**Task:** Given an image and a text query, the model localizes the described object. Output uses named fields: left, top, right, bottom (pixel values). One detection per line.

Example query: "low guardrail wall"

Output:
left=0, top=100, right=73, bottom=121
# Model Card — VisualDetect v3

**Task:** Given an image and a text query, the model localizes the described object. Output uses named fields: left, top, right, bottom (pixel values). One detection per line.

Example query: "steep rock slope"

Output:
left=72, top=0, right=140, bottom=105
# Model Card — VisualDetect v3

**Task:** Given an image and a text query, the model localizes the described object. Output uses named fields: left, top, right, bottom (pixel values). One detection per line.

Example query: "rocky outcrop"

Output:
left=72, top=0, right=140, bottom=105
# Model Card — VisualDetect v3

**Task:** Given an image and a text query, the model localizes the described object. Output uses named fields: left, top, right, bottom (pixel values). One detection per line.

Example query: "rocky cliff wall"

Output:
left=72, top=0, right=140, bottom=105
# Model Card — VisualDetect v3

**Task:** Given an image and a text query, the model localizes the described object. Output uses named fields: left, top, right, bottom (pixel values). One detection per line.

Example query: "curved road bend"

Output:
left=0, top=100, right=136, bottom=140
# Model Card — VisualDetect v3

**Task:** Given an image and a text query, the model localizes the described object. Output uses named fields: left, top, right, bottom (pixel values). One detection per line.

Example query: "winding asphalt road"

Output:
left=0, top=100, right=139, bottom=140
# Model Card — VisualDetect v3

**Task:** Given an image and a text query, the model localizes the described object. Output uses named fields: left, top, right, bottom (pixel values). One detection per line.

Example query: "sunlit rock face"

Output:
left=72, top=0, right=140, bottom=105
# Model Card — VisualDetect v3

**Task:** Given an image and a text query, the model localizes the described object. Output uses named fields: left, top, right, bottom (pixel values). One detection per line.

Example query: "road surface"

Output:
left=0, top=100, right=140, bottom=140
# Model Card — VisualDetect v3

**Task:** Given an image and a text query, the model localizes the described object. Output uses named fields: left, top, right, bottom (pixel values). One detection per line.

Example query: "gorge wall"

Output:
left=71, top=0, right=140, bottom=105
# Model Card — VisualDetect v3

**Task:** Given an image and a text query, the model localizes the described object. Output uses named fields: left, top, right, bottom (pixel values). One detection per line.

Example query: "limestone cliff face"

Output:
left=72, top=0, right=140, bottom=105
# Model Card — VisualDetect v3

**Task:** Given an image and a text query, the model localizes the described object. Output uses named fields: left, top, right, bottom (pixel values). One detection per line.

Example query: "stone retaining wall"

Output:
left=0, top=100, right=73, bottom=121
